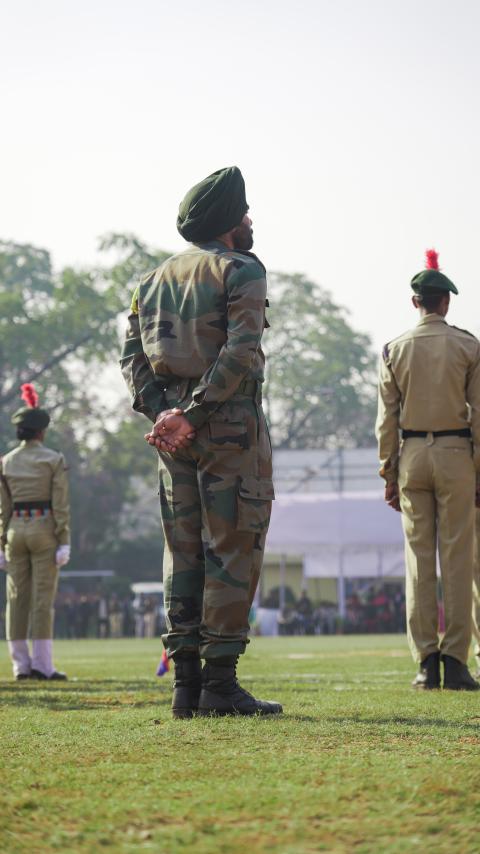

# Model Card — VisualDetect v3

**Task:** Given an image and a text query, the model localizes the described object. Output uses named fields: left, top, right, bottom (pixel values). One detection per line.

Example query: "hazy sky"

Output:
left=2, top=0, right=480, bottom=350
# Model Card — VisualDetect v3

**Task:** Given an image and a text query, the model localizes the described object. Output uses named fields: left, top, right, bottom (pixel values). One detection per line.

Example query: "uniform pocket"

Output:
left=208, top=420, right=249, bottom=450
left=237, top=476, right=275, bottom=533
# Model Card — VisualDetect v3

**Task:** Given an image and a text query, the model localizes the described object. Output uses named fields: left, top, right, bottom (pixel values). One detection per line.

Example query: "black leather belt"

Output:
left=13, top=501, right=52, bottom=510
left=402, top=429, right=471, bottom=439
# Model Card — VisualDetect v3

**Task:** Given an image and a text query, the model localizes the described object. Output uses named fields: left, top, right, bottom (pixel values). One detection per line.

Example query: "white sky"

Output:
left=2, top=0, right=480, bottom=351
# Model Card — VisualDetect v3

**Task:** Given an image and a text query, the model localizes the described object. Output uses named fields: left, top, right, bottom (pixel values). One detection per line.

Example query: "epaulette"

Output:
left=451, top=325, right=477, bottom=339
left=231, top=250, right=267, bottom=275
left=382, top=342, right=391, bottom=362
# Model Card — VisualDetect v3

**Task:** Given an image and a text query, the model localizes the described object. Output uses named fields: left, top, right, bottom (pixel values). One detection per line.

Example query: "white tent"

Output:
left=265, top=491, right=405, bottom=614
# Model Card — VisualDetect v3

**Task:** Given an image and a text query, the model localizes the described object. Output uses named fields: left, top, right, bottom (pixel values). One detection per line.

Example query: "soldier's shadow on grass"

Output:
left=0, top=679, right=170, bottom=711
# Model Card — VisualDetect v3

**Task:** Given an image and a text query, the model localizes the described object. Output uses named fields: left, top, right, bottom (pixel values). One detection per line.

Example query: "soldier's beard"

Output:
left=232, top=222, right=254, bottom=250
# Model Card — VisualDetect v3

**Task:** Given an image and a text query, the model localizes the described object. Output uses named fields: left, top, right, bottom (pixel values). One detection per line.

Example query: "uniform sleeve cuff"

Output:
left=183, top=407, right=209, bottom=430
left=381, top=471, right=398, bottom=484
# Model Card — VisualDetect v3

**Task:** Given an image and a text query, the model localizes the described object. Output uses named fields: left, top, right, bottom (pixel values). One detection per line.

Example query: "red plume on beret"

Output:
left=20, top=383, right=39, bottom=408
left=425, top=249, right=439, bottom=270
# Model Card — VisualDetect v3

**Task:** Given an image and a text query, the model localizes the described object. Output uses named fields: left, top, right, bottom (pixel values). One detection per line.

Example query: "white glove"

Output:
left=0, top=551, right=6, bottom=571
left=56, top=545, right=71, bottom=567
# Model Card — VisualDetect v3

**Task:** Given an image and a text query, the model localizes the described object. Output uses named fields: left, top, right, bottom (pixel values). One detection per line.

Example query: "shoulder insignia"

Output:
left=131, top=269, right=158, bottom=314
left=130, top=286, right=139, bottom=315
left=382, top=342, right=390, bottom=362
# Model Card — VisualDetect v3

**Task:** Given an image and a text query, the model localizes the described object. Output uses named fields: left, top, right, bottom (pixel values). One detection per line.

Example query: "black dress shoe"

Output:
left=15, top=673, right=31, bottom=681
left=442, top=654, right=480, bottom=691
left=412, top=651, right=440, bottom=689
left=30, top=668, right=68, bottom=681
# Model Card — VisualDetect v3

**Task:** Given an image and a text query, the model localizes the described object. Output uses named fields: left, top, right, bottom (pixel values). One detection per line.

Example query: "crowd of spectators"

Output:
left=0, top=584, right=407, bottom=640
left=53, top=592, right=166, bottom=639
left=258, top=585, right=406, bottom=636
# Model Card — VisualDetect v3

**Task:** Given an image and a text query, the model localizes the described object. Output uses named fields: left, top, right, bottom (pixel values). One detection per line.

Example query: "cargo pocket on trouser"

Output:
left=237, top=476, right=275, bottom=533
left=208, top=420, right=249, bottom=451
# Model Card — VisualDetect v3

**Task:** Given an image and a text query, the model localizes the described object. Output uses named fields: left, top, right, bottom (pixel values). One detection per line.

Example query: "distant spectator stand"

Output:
left=265, top=492, right=405, bottom=619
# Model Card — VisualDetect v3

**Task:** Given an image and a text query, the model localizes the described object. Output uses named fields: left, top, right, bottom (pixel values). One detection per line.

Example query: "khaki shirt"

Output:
left=0, top=440, right=70, bottom=548
left=376, top=314, right=480, bottom=482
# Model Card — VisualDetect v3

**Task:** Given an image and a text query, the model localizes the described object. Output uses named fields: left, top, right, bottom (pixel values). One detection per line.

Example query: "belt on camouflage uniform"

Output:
left=169, top=377, right=261, bottom=400
left=13, top=500, right=52, bottom=518
left=402, top=429, right=471, bottom=439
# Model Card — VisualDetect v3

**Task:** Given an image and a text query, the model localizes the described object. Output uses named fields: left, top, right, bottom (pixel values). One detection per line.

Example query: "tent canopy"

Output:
left=265, top=492, right=405, bottom=578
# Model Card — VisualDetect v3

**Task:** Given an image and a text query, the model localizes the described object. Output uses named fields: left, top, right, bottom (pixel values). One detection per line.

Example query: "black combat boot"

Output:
left=441, top=654, right=480, bottom=691
left=171, top=652, right=202, bottom=719
left=411, top=651, right=440, bottom=689
left=197, top=656, right=283, bottom=717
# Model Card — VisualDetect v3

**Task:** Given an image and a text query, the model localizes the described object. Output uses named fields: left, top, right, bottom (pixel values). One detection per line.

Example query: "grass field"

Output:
left=1, top=636, right=480, bottom=854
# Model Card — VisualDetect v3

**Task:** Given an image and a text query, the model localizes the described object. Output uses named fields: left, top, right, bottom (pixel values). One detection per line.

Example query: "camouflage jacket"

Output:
left=120, top=240, right=269, bottom=428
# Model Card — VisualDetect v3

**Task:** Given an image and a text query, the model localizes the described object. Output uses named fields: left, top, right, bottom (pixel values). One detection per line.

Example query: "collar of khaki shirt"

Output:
left=416, top=313, right=447, bottom=327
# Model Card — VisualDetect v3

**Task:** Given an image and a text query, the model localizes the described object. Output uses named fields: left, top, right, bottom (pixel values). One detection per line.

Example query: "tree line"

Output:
left=0, top=235, right=377, bottom=581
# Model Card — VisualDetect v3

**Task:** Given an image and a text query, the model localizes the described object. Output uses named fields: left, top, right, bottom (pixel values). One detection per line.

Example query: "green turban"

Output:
left=177, top=166, right=248, bottom=242
left=11, top=407, right=50, bottom=431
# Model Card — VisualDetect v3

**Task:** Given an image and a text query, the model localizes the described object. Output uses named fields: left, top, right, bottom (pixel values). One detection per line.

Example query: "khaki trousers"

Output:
left=5, top=515, right=59, bottom=641
left=399, top=435, right=475, bottom=664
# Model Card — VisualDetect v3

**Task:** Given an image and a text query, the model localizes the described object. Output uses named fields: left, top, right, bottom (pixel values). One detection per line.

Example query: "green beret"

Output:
left=11, top=407, right=50, bottom=430
left=177, top=166, right=248, bottom=243
left=410, top=269, right=458, bottom=295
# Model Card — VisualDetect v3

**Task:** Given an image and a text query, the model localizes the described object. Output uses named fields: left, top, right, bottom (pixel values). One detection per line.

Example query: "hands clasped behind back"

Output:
left=145, top=409, right=196, bottom=453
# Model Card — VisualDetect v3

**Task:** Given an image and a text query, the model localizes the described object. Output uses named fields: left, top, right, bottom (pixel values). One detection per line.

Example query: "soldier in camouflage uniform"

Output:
left=121, top=166, right=282, bottom=717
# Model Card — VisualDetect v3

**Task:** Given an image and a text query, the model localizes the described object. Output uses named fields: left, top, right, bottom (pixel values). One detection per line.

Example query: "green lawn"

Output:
left=1, top=636, right=480, bottom=854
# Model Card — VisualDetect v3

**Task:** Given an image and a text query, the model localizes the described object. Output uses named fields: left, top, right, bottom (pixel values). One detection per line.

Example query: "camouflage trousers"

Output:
left=158, top=388, right=273, bottom=659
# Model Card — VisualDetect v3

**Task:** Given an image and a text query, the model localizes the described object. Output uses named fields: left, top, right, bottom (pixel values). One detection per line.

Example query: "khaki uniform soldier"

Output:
left=121, top=166, right=281, bottom=718
left=376, top=250, right=480, bottom=690
left=0, top=385, right=70, bottom=680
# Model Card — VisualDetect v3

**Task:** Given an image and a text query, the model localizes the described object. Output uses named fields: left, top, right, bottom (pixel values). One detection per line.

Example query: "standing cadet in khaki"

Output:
left=376, top=250, right=480, bottom=690
left=121, top=166, right=282, bottom=718
left=0, top=385, right=70, bottom=680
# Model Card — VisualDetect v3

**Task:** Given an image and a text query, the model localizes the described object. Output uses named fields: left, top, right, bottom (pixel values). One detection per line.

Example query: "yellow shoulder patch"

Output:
left=130, top=286, right=139, bottom=315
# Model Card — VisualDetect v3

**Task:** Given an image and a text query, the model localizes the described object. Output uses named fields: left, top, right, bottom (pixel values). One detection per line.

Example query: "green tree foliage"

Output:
left=0, top=237, right=377, bottom=582
left=0, top=237, right=168, bottom=576
left=263, top=273, right=376, bottom=448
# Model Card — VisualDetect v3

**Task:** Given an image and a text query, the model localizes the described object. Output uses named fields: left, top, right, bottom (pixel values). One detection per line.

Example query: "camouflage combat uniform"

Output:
left=121, top=240, right=273, bottom=659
